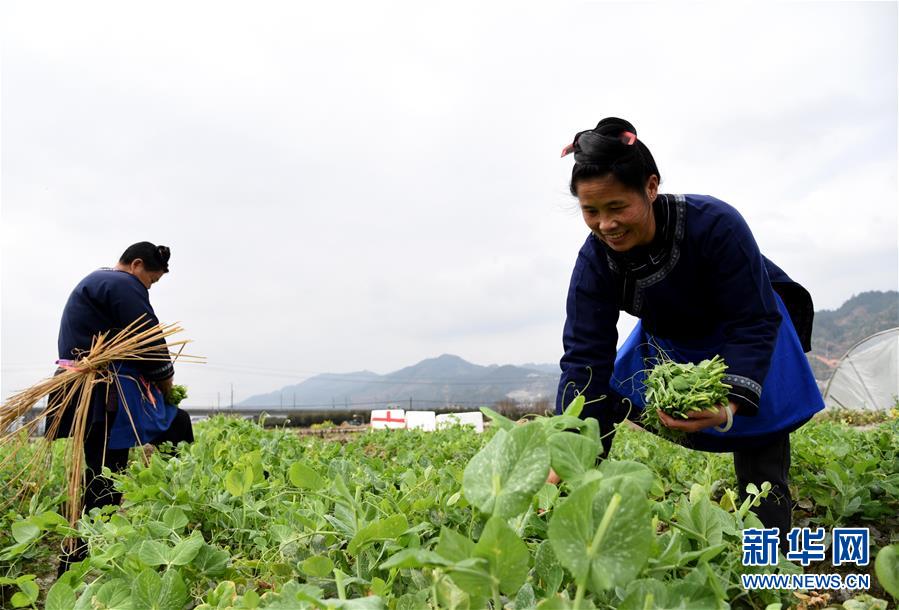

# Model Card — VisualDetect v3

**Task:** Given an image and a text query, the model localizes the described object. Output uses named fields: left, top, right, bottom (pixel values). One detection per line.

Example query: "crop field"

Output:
left=0, top=407, right=897, bottom=609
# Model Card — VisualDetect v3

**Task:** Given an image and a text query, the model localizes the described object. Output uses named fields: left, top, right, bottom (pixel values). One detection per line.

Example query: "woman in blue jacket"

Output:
left=51, top=241, right=193, bottom=573
left=556, top=117, right=824, bottom=540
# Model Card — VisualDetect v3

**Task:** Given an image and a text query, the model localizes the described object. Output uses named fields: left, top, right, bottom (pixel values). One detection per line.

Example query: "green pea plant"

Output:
left=2, top=400, right=896, bottom=608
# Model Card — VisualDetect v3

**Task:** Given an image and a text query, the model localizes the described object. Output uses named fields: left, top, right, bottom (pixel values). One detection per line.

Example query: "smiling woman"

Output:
left=556, top=117, right=825, bottom=548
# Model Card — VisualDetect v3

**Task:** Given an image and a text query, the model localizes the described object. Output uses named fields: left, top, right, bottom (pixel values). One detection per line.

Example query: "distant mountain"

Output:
left=239, top=354, right=559, bottom=408
left=808, top=290, right=898, bottom=381
left=240, top=292, right=896, bottom=408
left=519, top=362, right=562, bottom=375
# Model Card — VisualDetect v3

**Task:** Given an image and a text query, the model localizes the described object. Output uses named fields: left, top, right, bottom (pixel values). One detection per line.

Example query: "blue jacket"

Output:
left=52, top=269, right=173, bottom=433
left=556, top=194, right=823, bottom=446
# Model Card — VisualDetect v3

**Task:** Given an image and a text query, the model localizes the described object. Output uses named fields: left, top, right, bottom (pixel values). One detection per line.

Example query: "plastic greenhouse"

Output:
left=822, top=327, right=899, bottom=411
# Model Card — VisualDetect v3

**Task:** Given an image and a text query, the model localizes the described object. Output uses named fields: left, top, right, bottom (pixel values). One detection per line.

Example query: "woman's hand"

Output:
left=657, top=402, right=738, bottom=433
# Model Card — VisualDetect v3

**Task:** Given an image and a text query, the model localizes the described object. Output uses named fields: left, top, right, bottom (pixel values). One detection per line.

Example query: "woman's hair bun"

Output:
left=566, top=116, right=658, bottom=196
left=594, top=117, right=637, bottom=138
left=119, top=241, right=170, bottom=273
left=156, top=245, right=171, bottom=265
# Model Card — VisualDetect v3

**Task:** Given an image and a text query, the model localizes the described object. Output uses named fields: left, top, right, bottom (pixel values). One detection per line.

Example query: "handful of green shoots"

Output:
left=167, top=384, right=188, bottom=407
left=641, top=355, right=731, bottom=440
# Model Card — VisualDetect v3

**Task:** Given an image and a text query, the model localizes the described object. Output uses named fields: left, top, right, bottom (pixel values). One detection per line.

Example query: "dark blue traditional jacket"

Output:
left=556, top=194, right=817, bottom=436
left=55, top=269, right=173, bottom=429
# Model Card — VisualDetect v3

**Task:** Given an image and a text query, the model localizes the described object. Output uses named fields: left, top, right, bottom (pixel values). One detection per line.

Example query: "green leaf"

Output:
left=32, top=511, right=69, bottom=530
left=170, top=533, right=204, bottom=566
left=445, top=557, right=493, bottom=600
left=380, top=548, right=453, bottom=570
left=92, top=579, right=133, bottom=610
left=147, top=521, right=173, bottom=538
left=677, top=543, right=728, bottom=567
left=327, top=596, right=386, bottom=609
left=514, top=582, right=537, bottom=610
left=10, top=592, right=33, bottom=608
left=463, top=423, right=550, bottom=519
left=45, top=581, right=76, bottom=610
left=132, top=569, right=188, bottom=610
left=534, top=540, right=563, bottom=596
left=618, top=579, right=667, bottom=610
left=675, top=491, right=725, bottom=546
left=242, top=450, right=265, bottom=483
left=581, top=417, right=602, bottom=448
left=544, top=415, right=588, bottom=433
left=369, top=577, right=388, bottom=598
left=138, top=540, right=170, bottom=567
left=348, top=514, right=409, bottom=555
left=480, top=407, right=516, bottom=431
left=536, top=483, right=560, bottom=512
left=548, top=477, right=653, bottom=593
left=14, top=577, right=39, bottom=604
left=562, top=394, right=585, bottom=418
left=473, top=516, right=531, bottom=596
left=665, top=580, right=720, bottom=610
left=157, top=569, right=189, bottom=610
left=548, top=432, right=600, bottom=480
left=191, top=544, right=229, bottom=576
left=289, top=462, right=326, bottom=491
left=11, top=520, right=40, bottom=545
left=435, top=526, right=475, bottom=562
left=204, top=581, right=237, bottom=607
left=435, top=576, right=476, bottom=610
left=132, top=569, right=162, bottom=609
left=162, top=507, right=188, bottom=531
left=0, top=542, right=30, bottom=562
left=597, top=460, right=655, bottom=495
left=876, top=544, right=899, bottom=600
left=395, top=592, right=429, bottom=610
left=301, top=555, right=334, bottom=577
left=224, top=464, right=254, bottom=497
left=535, top=597, right=578, bottom=609
left=90, top=542, right=126, bottom=569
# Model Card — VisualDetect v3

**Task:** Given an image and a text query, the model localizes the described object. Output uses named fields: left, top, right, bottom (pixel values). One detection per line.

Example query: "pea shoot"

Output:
left=642, top=355, right=731, bottom=440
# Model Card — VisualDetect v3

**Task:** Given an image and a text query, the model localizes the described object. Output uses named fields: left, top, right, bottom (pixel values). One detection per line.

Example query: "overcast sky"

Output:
left=2, top=1, right=897, bottom=406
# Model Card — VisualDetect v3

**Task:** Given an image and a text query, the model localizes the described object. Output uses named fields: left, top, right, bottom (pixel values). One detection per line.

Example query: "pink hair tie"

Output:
left=560, top=142, right=576, bottom=158
left=619, top=131, right=637, bottom=145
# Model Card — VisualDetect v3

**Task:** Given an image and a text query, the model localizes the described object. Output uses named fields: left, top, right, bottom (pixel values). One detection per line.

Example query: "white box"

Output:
left=436, top=411, right=484, bottom=433
left=405, top=411, right=437, bottom=431
left=370, top=409, right=406, bottom=429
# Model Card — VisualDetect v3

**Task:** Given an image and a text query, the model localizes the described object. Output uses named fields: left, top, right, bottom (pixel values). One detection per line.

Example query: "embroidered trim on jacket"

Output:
left=631, top=194, right=686, bottom=314
left=722, top=374, right=763, bottom=396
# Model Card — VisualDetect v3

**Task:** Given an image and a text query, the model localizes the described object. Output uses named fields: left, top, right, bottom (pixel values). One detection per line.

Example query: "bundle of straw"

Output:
left=0, top=316, right=203, bottom=536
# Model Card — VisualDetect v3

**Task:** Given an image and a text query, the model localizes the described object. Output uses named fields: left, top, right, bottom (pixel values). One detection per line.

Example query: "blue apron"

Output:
left=611, top=294, right=824, bottom=439
left=107, top=364, right=178, bottom=450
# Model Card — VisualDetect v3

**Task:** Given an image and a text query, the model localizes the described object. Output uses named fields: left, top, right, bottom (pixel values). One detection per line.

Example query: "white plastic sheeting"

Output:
left=436, top=412, right=485, bottom=433
left=823, top=328, right=898, bottom=411
left=405, top=411, right=437, bottom=431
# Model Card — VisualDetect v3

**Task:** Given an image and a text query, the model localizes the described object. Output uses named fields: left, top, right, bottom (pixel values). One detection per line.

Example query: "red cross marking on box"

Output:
left=371, top=412, right=405, bottom=424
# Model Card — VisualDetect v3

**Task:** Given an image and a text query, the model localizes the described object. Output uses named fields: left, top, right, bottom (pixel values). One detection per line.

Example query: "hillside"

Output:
left=240, top=291, right=896, bottom=407
left=239, top=354, right=559, bottom=408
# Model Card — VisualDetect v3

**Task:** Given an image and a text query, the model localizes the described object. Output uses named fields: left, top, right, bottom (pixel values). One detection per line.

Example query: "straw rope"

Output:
left=0, top=317, right=203, bottom=539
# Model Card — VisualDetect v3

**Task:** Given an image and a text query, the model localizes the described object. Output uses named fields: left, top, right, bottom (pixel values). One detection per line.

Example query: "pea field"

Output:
left=1, top=405, right=897, bottom=610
